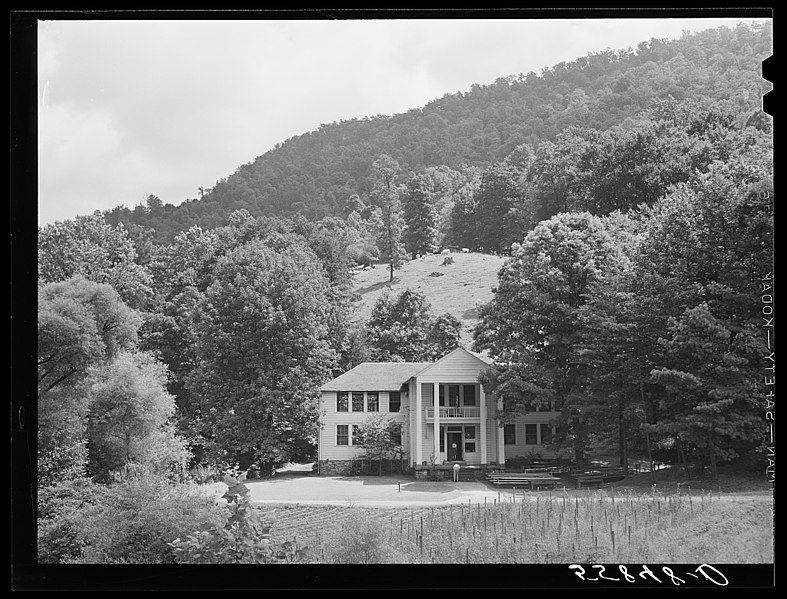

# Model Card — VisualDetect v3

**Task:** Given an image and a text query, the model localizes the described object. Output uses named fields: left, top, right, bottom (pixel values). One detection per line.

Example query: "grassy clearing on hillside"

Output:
left=263, top=489, right=772, bottom=564
left=352, top=252, right=506, bottom=347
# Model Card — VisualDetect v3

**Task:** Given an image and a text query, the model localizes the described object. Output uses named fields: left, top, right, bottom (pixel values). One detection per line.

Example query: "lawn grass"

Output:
left=351, top=252, right=506, bottom=347
left=614, top=463, right=773, bottom=494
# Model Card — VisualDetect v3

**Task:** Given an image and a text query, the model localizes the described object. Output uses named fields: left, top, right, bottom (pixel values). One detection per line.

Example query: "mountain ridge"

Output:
left=103, top=22, right=772, bottom=241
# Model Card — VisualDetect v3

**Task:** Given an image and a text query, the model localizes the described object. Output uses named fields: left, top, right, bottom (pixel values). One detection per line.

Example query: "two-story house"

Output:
left=317, top=347, right=560, bottom=475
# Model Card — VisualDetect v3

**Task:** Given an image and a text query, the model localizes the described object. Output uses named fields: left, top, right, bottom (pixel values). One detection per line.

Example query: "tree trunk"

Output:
left=387, top=200, right=395, bottom=283
left=645, top=429, right=655, bottom=485
left=676, top=436, right=687, bottom=475
left=618, top=397, right=628, bottom=469
left=708, top=434, right=719, bottom=489
left=640, top=383, right=655, bottom=484
left=573, top=417, right=586, bottom=468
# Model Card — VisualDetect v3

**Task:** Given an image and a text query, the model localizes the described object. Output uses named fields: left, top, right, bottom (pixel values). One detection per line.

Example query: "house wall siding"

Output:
left=319, top=390, right=409, bottom=462
left=486, top=418, right=498, bottom=462
left=408, top=379, right=416, bottom=465
left=502, top=413, right=561, bottom=459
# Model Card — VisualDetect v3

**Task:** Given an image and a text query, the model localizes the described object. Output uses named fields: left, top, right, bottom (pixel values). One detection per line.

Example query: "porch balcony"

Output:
left=426, top=406, right=480, bottom=420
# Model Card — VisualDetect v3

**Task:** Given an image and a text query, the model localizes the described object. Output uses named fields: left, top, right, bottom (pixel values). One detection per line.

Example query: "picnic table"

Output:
left=486, top=471, right=562, bottom=490
left=595, top=466, right=632, bottom=482
left=567, top=466, right=634, bottom=488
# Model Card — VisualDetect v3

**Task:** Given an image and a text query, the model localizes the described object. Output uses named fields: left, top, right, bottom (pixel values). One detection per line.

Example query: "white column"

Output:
left=479, top=384, right=488, bottom=465
left=433, top=382, right=440, bottom=463
left=415, top=379, right=423, bottom=465
left=497, top=397, right=506, bottom=466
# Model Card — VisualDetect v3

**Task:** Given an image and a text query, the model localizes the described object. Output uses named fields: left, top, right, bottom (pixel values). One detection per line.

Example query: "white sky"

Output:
left=37, top=17, right=768, bottom=224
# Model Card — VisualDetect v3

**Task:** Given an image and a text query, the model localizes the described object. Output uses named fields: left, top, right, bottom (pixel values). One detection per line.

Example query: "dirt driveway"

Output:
left=218, top=471, right=771, bottom=509
left=244, top=474, right=515, bottom=507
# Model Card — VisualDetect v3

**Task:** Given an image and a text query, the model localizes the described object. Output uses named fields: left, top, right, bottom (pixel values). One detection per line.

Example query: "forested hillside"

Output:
left=103, top=22, right=771, bottom=241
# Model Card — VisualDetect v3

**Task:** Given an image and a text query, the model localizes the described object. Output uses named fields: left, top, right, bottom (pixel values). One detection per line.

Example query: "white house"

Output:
left=317, top=347, right=560, bottom=475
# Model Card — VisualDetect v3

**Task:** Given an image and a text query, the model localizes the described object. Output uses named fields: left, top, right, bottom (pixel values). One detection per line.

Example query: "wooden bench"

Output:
left=566, top=465, right=634, bottom=487
left=486, top=472, right=562, bottom=490
left=596, top=467, right=631, bottom=482
left=574, top=473, right=605, bottom=488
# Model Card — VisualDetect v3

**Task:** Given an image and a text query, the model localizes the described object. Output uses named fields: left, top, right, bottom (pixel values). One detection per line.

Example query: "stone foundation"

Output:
left=317, top=459, right=355, bottom=476
left=318, top=459, right=413, bottom=476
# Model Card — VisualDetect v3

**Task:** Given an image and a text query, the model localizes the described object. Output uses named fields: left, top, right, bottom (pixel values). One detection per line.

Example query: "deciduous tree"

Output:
left=366, top=289, right=461, bottom=362
left=370, top=155, right=407, bottom=281
left=37, top=277, right=143, bottom=484
left=474, top=212, right=627, bottom=465
left=85, top=351, right=190, bottom=480
left=38, top=214, right=154, bottom=309
left=188, top=238, right=337, bottom=472
left=402, top=172, right=438, bottom=257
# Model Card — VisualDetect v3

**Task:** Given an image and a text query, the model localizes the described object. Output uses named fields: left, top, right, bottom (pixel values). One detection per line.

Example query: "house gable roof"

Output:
left=320, top=361, right=432, bottom=392
left=320, top=348, right=492, bottom=392
left=415, top=347, right=491, bottom=379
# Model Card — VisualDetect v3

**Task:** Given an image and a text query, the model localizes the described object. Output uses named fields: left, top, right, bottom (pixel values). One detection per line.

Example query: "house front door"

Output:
left=447, top=431, right=463, bottom=461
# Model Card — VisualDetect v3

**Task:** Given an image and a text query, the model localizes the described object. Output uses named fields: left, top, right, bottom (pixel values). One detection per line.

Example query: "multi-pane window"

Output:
left=337, top=392, right=349, bottom=412
left=525, top=423, right=538, bottom=445
left=439, top=426, right=445, bottom=452
left=448, top=385, right=460, bottom=407
left=390, top=423, right=402, bottom=446
left=367, top=392, right=379, bottom=412
left=504, top=423, right=516, bottom=445
left=464, top=425, right=476, bottom=453
left=337, top=425, right=349, bottom=446
left=351, top=424, right=360, bottom=445
left=389, top=391, right=401, bottom=412
left=351, top=392, right=365, bottom=412
left=540, top=424, right=553, bottom=445
left=438, top=385, right=445, bottom=406
left=463, top=385, right=476, bottom=406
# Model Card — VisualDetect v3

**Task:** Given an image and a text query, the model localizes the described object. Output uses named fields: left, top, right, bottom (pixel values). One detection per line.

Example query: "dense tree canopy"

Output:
left=366, top=289, right=463, bottom=362
left=187, top=237, right=338, bottom=471
left=402, top=172, right=438, bottom=257
left=85, top=351, right=189, bottom=480
left=38, top=277, right=141, bottom=396
left=38, top=215, right=154, bottom=309
left=37, top=277, right=186, bottom=486
left=474, top=212, right=628, bottom=464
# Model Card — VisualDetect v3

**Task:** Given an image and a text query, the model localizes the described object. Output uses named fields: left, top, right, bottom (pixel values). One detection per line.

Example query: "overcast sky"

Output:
left=37, top=17, right=767, bottom=224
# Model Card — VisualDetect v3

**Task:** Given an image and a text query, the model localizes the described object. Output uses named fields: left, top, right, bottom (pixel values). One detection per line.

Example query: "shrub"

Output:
left=37, top=477, right=106, bottom=564
left=185, top=463, right=221, bottom=484
left=170, top=476, right=305, bottom=564
left=40, top=474, right=224, bottom=564
left=503, top=456, right=528, bottom=471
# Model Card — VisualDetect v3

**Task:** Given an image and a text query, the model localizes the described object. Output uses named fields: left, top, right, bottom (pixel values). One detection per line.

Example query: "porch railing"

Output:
left=426, top=406, right=480, bottom=419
